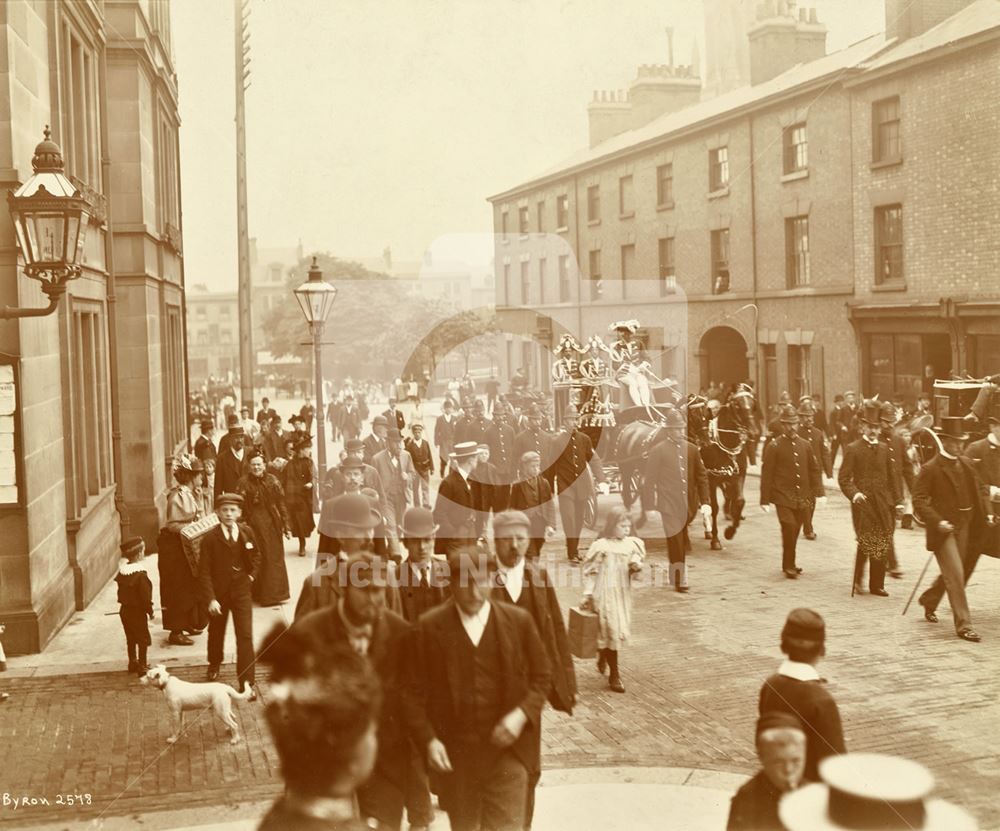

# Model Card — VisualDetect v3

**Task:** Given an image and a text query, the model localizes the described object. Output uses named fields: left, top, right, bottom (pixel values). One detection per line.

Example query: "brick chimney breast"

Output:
left=885, top=0, right=977, bottom=42
left=748, top=2, right=826, bottom=85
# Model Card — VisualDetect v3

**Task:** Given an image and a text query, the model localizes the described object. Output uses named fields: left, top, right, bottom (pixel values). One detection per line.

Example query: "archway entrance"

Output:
left=699, top=326, right=749, bottom=391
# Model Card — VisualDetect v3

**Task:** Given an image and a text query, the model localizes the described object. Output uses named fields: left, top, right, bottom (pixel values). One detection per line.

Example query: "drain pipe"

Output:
left=99, top=43, right=130, bottom=536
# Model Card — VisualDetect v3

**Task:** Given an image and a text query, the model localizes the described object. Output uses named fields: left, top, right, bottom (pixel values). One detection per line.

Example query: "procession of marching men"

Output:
left=110, top=375, right=995, bottom=830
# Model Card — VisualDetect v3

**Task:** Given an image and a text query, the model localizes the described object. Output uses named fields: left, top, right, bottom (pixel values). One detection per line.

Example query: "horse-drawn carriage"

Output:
left=908, top=376, right=1000, bottom=463
left=549, top=321, right=758, bottom=548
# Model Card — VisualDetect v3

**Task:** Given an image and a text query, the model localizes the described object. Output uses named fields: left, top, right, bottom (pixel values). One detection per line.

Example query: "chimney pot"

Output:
left=799, top=7, right=807, bottom=21
left=809, top=7, right=818, bottom=23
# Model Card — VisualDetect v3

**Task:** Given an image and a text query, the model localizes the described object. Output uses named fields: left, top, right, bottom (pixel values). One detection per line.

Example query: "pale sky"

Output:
left=173, top=0, right=884, bottom=291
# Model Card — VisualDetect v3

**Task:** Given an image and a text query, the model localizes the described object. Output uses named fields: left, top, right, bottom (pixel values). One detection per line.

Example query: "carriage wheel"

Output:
left=912, top=429, right=940, bottom=467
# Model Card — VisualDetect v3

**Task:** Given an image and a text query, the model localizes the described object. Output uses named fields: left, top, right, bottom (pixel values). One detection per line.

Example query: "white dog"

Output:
left=141, top=664, right=252, bottom=744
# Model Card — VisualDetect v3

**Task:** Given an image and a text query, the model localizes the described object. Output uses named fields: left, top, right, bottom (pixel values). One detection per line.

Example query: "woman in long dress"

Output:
left=237, top=449, right=292, bottom=606
left=159, top=455, right=207, bottom=645
left=282, top=437, right=317, bottom=556
left=581, top=506, right=645, bottom=693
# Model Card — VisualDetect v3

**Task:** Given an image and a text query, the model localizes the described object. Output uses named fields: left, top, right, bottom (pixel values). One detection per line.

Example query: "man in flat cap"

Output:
left=199, top=493, right=260, bottom=694
left=727, top=711, right=807, bottom=830
left=758, top=608, right=845, bottom=782
left=508, top=451, right=557, bottom=559
left=491, top=510, right=575, bottom=829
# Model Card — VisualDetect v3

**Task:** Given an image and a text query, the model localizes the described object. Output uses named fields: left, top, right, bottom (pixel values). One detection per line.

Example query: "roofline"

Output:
left=843, top=23, right=1000, bottom=88
left=487, top=63, right=870, bottom=204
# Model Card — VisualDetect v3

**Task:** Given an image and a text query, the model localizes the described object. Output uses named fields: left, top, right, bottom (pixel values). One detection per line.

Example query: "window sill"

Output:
left=870, top=157, right=902, bottom=171
left=587, top=219, right=602, bottom=227
left=708, top=187, right=730, bottom=200
left=556, top=226, right=569, bottom=234
left=519, top=234, right=529, bottom=241
left=781, top=169, right=809, bottom=183
left=656, top=201, right=675, bottom=212
left=619, top=212, right=635, bottom=220
left=872, top=281, right=907, bottom=292
left=500, top=237, right=510, bottom=245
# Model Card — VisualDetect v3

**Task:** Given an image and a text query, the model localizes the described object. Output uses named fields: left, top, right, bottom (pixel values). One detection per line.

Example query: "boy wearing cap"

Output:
left=508, top=451, right=556, bottom=558
left=405, top=423, right=434, bottom=508
left=199, top=493, right=260, bottom=693
left=758, top=609, right=845, bottom=782
left=727, top=712, right=807, bottom=830
left=116, top=537, right=154, bottom=676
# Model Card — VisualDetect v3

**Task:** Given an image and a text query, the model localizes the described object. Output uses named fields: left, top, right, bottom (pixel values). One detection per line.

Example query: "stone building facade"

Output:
left=0, top=0, right=187, bottom=653
left=489, top=0, right=1000, bottom=413
left=186, top=286, right=238, bottom=383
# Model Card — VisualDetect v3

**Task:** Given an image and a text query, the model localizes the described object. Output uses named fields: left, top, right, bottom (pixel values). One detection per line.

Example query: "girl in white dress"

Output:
left=581, top=506, right=645, bottom=693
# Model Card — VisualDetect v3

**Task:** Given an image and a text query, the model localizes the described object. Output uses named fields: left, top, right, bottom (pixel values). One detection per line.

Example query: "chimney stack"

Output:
left=885, top=0, right=975, bottom=42
left=747, top=1, right=827, bottom=85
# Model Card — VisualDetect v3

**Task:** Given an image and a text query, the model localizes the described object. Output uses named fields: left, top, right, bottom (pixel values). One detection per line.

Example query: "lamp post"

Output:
left=4, top=127, right=92, bottom=319
left=293, top=256, right=337, bottom=476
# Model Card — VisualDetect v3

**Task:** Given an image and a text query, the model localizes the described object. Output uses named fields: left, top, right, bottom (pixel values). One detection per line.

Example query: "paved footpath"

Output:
left=2, top=476, right=999, bottom=829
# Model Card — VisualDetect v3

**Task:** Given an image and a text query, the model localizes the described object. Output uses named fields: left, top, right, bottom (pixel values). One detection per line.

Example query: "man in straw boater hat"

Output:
left=758, top=609, right=845, bottom=784
left=727, top=711, right=807, bottom=830
left=912, top=416, right=993, bottom=642
left=838, top=399, right=902, bottom=597
left=198, top=492, right=259, bottom=696
left=778, top=752, right=976, bottom=831
left=433, top=440, right=481, bottom=556
left=760, top=404, right=826, bottom=579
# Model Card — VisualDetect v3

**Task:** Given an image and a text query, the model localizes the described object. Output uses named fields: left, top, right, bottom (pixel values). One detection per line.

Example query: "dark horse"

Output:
left=689, top=389, right=753, bottom=550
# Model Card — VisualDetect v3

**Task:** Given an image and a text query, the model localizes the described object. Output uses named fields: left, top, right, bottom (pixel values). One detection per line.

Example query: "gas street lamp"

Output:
left=4, top=127, right=92, bottom=319
left=293, top=256, right=337, bottom=476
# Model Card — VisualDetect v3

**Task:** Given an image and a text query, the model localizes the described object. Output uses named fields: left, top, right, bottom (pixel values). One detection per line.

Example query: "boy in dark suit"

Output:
left=405, top=546, right=552, bottom=831
left=116, top=536, right=154, bottom=676
left=198, top=492, right=260, bottom=693
left=508, top=451, right=557, bottom=559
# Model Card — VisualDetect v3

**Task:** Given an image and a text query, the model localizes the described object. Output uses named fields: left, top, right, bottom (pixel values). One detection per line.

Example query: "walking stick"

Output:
left=902, top=552, right=935, bottom=616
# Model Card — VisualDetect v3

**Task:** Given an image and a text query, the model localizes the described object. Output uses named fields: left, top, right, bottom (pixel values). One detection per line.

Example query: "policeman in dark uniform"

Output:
left=760, top=405, right=825, bottom=579
left=547, top=405, right=605, bottom=562
left=796, top=402, right=831, bottom=541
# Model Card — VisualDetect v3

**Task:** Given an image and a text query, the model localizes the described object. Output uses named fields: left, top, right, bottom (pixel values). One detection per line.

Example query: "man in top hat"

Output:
left=289, top=551, right=428, bottom=831
left=508, top=451, right=557, bottom=559
left=217, top=413, right=241, bottom=457
left=398, top=507, right=448, bottom=623
left=643, top=407, right=710, bottom=591
left=323, top=438, right=384, bottom=502
left=548, top=405, right=607, bottom=563
left=830, top=390, right=858, bottom=467
left=758, top=609, right=845, bottom=783
left=372, top=428, right=416, bottom=558
left=405, top=423, right=435, bottom=509
left=961, top=407, right=1000, bottom=557
left=199, top=493, right=260, bottom=694
left=727, top=711, right=807, bottom=830
left=404, top=546, right=552, bottom=831
left=433, top=441, right=480, bottom=556
left=382, top=397, right=406, bottom=432
left=298, top=492, right=382, bottom=619
left=364, top=414, right=390, bottom=467
left=491, top=510, right=575, bottom=829
left=337, top=393, right=364, bottom=443
left=760, top=405, right=825, bottom=579
left=913, top=416, right=993, bottom=642
left=214, top=424, right=249, bottom=499
left=194, top=419, right=217, bottom=465
left=838, top=400, right=901, bottom=597
left=434, top=398, right=458, bottom=478
left=796, top=402, right=831, bottom=542
left=879, top=399, right=911, bottom=575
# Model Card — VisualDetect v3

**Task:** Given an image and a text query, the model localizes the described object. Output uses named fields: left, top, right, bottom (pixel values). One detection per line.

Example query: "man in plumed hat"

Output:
left=760, top=405, right=825, bottom=579
left=758, top=608, right=845, bottom=783
left=548, top=404, right=606, bottom=563
left=433, top=441, right=480, bottom=555
left=913, top=417, right=993, bottom=642
left=491, top=510, right=575, bottom=829
left=199, top=492, right=260, bottom=694
left=838, top=400, right=902, bottom=597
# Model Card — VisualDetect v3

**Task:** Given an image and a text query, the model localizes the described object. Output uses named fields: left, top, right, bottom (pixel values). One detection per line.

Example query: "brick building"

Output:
left=0, top=0, right=188, bottom=652
left=186, top=286, right=238, bottom=382
left=488, top=0, right=1000, bottom=412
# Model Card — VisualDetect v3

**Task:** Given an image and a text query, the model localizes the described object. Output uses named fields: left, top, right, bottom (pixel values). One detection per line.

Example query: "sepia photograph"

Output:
left=0, top=0, right=998, bottom=829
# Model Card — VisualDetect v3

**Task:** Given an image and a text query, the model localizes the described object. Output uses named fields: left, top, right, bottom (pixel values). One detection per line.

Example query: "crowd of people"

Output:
left=110, top=368, right=998, bottom=830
